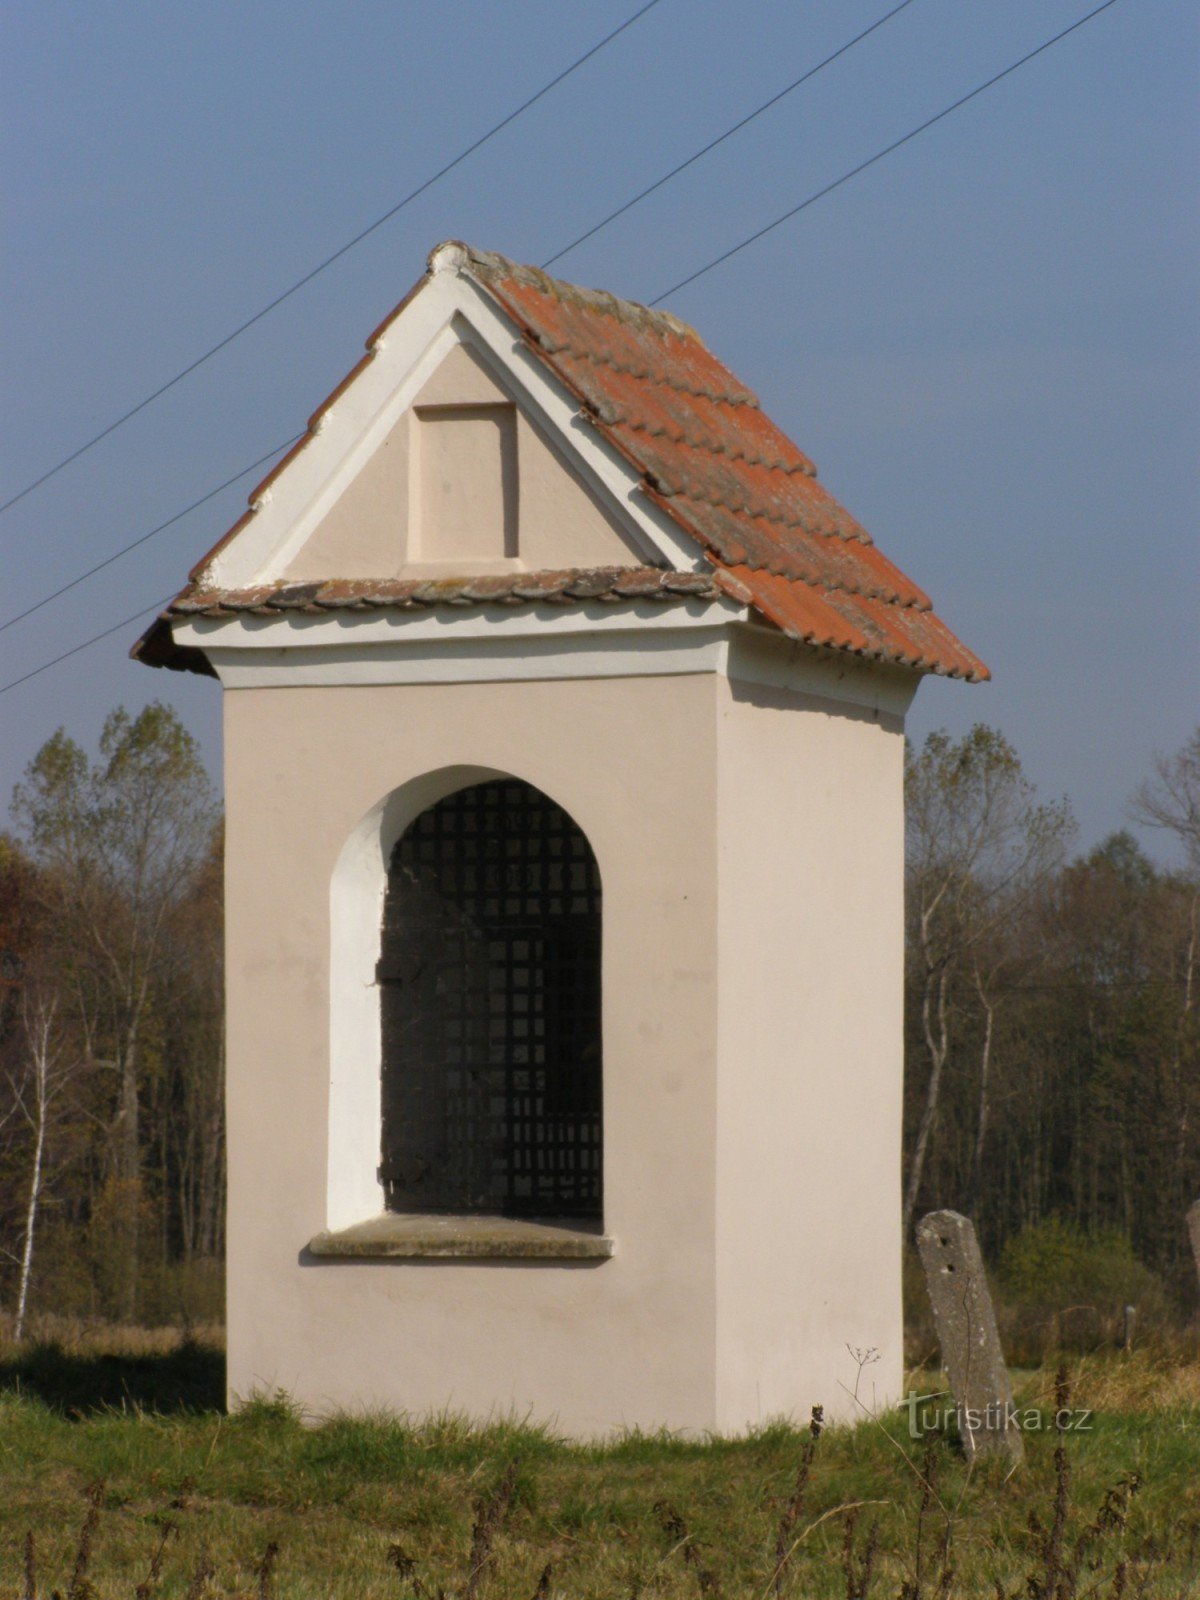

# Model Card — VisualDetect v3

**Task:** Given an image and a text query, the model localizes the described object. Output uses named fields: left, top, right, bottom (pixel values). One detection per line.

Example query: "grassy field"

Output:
left=2, top=1329, right=1198, bottom=1598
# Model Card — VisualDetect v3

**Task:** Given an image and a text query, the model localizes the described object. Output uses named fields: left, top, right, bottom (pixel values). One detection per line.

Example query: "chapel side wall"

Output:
left=713, top=673, right=907, bottom=1430
left=222, top=671, right=720, bottom=1434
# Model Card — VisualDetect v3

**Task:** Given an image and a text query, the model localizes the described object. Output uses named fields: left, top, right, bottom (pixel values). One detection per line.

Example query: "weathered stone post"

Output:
left=916, top=1209, right=1023, bottom=1463
left=1188, top=1199, right=1200, bottom=1295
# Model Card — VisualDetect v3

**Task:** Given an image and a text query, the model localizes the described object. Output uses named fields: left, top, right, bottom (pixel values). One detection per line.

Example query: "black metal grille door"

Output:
left=379, top=781, right=602, bottom=1218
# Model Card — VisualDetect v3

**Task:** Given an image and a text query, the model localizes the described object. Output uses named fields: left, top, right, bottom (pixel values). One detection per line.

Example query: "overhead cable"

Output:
left=0, top=596, right=175, bottom=697
left=541, top=0, right=920, bottom=269
left=649, top=0, right=1120, bottom=305
left=0, top=436, right=302, bottom=638
left=0, top=0, right=1121, bottom=695
left=0, top=0, right=664, bottom=520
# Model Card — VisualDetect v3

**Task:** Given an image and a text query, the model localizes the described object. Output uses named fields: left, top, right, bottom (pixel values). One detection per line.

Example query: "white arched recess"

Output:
left=327, top=763, right=500, bottom=1230
left=325, top=762, right=604, bottom=1231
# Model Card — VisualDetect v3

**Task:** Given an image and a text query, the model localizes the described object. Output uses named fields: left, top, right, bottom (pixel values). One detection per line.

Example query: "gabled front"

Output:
left=134, top=240, right=986, bottom=693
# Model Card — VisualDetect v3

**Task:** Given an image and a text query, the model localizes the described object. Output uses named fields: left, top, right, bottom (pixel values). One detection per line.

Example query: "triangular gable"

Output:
left=144, top=241, right=987, bottom=684
left=282, top=339, right=648, bottom=580
left=194, top=249, right=700, bottom=592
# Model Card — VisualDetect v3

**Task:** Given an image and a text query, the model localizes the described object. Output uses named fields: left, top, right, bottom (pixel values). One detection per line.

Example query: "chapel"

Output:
left=137, top=241, right=985, bottom=1432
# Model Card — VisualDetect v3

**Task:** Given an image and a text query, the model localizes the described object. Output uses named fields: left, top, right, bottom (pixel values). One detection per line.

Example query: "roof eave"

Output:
left=131, top=615, right=218, bottom=678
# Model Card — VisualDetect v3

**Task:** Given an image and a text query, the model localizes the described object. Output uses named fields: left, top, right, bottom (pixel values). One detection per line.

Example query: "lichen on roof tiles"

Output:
left=463, top=244, right=986, bottom=683
left=134, top=242, right=988, bottom=685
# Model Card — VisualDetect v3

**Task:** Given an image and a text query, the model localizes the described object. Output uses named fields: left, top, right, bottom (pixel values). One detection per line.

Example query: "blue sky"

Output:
left=2, top=0, right=1196, bottom=858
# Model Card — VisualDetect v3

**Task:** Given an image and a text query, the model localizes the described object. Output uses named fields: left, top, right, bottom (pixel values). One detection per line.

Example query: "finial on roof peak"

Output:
left=427, top=240, right=472, bottom=276
left=425, top=239, right=704, bottom=346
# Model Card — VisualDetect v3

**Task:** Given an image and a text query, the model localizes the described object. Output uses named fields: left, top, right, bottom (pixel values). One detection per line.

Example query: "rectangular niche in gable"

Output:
left=412, top=403, right=518, bottom=564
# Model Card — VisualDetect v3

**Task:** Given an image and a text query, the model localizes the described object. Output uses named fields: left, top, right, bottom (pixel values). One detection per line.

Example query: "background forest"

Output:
left=0, top=706, right=1196, bottom=1344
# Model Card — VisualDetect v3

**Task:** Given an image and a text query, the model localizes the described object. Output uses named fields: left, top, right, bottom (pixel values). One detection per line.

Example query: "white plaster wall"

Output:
left=713, top=676, right=907, bottom=1430
left=223, top=672, right=721, bottom=1433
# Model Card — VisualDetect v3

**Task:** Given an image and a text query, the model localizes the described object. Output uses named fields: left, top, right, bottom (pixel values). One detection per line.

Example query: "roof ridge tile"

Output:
left=457, top=243, right=700, bottom=344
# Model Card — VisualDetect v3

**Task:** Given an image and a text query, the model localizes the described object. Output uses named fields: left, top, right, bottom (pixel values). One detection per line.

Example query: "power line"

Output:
left=542, top=0, right=920, bottom=271
left=649, top=0, right=1121, bottom=305
left=0, top=0, right=664, bottom=522
left=0, top=0, right=1122, bottom=696
left=0, top=3, right=919, bottom=645
left=0, top=2, right=919, bottom=644
left=0, top=595, right=175, bottom=697
left=0, top=436, right=302, bottom=639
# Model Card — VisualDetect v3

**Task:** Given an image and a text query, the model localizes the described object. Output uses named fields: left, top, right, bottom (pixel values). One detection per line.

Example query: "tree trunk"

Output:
left=965, top=979, right=995, bottom=1218
left=117, top=1028, right=140, bottom=1322
left=15, top=1048, right=49, bottom=1343
left=903, top=963, right=949, bottom=1238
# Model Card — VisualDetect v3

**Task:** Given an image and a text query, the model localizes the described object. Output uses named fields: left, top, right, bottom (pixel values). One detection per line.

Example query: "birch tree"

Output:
left=903, top=726, right=1073, bottom=1237
left=8, top=985, right=80, bottom=1339
left=11, top=704, right=218, bottom=1319
left=1131, top=727, right=1200, bottom=1243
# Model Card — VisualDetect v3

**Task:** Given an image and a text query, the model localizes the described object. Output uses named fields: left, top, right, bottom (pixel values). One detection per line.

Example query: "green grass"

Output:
left=3, top=1339, right=1198, bottom=1597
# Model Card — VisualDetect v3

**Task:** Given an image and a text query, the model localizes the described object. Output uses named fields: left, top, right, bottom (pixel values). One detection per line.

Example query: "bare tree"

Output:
left=903, top=726, right=1073, bottom=1237
left=1132, top=726, right=1200, bottom=872
left=11, top=704, right=218, bottom=1319
left=1131, top=727, right=1200, bottom=1236
left=8, top=986, right=78, bottom=1339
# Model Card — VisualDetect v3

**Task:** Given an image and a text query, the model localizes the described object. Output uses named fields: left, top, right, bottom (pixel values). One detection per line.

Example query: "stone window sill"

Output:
left=307, top=1213, right=614, bottom=1261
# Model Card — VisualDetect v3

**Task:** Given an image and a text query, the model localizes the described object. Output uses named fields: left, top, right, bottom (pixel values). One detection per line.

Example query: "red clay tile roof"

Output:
left=170, top=567, right=732, bottom=616
left=135, top=243, right=986, bottom=682
left=134, top=568, right=738, bottom=676
left=463, top=247, right=986, bottom=681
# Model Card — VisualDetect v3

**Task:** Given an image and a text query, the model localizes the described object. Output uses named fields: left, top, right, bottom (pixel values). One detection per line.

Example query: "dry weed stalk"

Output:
left=839, top=1505, right=881, bottom=1599
left=182, top=1551, right=214, bottom=1600
left=134, top=1518, right=178, bottom=1599
left=388, top=1541, right=444, bottom=1598
left=1023, top=1367, right=1073, bottom=1599
left=1062, top=1471, right=1141, bottom=1594
left=899, top=1443, right=940, bottom=1600
left=768, top=1402, right=824, bottom=1595
left=463, top=1459, right=519, bottom=1599
left=255, top=1539, right=279, bottom=1600
left=654, top=1499, right=722, bottom=1595
left=66, top=1480, right=104, bottom=1600
left=22, top=1529, right=36, bottom=1600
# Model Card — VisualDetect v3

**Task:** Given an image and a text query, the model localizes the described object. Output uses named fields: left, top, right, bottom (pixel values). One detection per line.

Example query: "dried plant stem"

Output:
left=769, top=1404, right=823, bottom=1596
left=840, top=1506, right=881, bottom=1599
left=66, top=1481, right=104, bottom=1600
left=836, top=1380, right=951, bottom=1523
left=22, top=1529, right=36, bottom=1600
left=654, top=1500, right=722, bottom=1595
left=256, top=1540, right=279, bottom=1600
left=182, top=1552, right=214, bottom=1600
left=759, top=1502, right=889, bottom=1600
left=134, top=1519, right=177, bottom=1599
left=464, top=1460, right=519, bottom=1599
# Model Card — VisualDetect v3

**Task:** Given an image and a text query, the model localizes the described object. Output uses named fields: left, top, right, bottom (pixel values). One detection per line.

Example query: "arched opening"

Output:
left=378, top=778, right=602, bottom=1220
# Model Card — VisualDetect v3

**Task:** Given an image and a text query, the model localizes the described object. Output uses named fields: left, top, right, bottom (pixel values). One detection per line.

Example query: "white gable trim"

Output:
left=204, top=266, right=702, bottom=590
